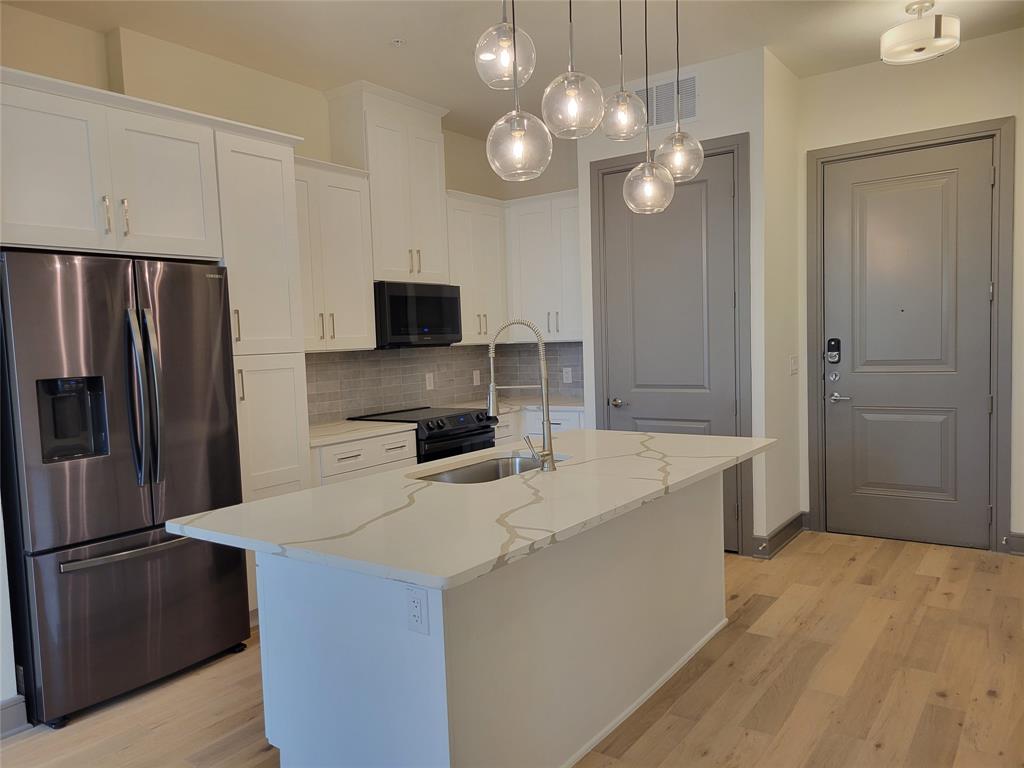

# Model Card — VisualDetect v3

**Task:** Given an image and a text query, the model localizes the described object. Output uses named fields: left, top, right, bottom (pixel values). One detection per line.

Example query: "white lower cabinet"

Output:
left=295, top=160, right=376, bottom=352
left=522, top=407, right=583, bottom=436
left=314, top=431, right=417, bottom=485
left=235, top=353, right=311, bottom=500
left=493, top=410, right=524, bottom=446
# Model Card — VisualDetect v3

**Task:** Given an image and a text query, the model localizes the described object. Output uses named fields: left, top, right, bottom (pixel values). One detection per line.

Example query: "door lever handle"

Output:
left=828, top=392, right=852, bottom=403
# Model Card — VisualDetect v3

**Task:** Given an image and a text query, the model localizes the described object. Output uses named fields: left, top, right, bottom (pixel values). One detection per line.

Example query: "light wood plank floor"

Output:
left=3, top=532, right=1023, bottom=767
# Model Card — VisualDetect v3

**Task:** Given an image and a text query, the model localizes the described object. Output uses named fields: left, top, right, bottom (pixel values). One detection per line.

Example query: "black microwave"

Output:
left=374, top=281, right=462, bottom=348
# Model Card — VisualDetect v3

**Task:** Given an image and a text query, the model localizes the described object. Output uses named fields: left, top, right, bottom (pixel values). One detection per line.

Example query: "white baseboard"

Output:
left=563, top=616, right=729, bottom=768
left=1, top=694, right=29, bottom=739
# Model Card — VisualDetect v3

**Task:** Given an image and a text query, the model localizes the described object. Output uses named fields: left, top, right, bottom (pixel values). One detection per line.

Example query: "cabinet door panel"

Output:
left=319, top=171, right=376, bottom=351
left=295, top=168, right=325, bottom=350
left=107, top=110, right=221, bottom=259
left=367, top=116, right=414, bottom=281
left=216, top=133, right=303, bottom=355
left=509, top=202, right=560, bottom=340
left=553, top=197, right=582, bottom=339
left=235, top=353, right=310, bottom=500
left=408, top=129, right=449, bottom=283
left=447, top=199, right=482, bottom=342
left=475, top=203, right=507, bottom=338
left=0, top=85, right=115, bottom=250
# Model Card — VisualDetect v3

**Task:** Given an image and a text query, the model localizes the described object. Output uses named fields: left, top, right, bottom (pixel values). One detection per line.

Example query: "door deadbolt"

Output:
left=825, top=338, right=841, bottom=364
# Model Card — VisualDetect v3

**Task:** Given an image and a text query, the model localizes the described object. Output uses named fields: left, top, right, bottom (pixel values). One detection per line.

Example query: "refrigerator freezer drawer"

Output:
left=25, top=528, right=248, bottom=723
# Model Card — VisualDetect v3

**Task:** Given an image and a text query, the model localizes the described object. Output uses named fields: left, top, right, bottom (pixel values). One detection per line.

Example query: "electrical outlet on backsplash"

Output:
left=305, top=342, right=584, bottom=426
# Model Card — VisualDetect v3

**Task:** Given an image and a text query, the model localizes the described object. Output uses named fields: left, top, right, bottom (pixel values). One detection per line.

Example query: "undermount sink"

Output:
left=421, top=456, right=548, bottom=484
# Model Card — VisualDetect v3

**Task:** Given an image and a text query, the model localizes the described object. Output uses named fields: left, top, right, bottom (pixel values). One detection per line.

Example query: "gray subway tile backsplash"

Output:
left=306, top=342, right=584, bottom=425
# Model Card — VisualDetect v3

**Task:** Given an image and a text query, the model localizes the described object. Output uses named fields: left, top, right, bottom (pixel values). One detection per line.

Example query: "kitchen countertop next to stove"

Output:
left=309, top=419, right=417, bottom=448
left=168, top=430, right=773, bottom=591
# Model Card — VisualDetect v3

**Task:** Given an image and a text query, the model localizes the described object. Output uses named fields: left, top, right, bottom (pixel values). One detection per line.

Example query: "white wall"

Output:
left=0, top=3, right=108, bottom=90
left=796, top=28, right=1024, bottom=531
left=577, top=48, right=781, bottom=535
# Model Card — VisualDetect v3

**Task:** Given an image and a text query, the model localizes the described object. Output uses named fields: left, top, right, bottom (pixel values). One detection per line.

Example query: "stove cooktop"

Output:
left=351, top=406, right=495, bottom=438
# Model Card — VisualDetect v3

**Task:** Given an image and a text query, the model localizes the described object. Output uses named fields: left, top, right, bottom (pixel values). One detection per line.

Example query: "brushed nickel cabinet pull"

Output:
left=319, top=313, right=325, bottom=340
left=237, top=369, right=246, bottom=401
left=409, top=249, right=414, bottom=273
left=330, top=312, right=336, bottom=339
left=102, top=195, right=112, bottom=234
left=555, top=311, right=560, bottom=333
left=233, top=309, right=241, bottom=341
left=416, top=249, right=423, bottom=274
left=484, top=313, right=488, bottom=334
left=120, top=198, right=131, bottom=236
left=547, top=312, right=551, bottom=333
left=476, top=314, right=482, bottom=334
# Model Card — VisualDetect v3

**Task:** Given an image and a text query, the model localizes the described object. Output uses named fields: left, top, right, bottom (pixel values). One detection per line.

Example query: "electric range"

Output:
left=350, top=407, right=498, bottom=463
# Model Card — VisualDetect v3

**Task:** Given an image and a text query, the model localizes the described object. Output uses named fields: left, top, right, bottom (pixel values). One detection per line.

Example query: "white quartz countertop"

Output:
left=309, top=420, right=416, bottom=448
left=168, top=430, right=773, bottom=590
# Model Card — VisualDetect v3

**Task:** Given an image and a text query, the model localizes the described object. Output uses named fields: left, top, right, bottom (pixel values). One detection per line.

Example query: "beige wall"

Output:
left=109, top=28, right=330, bottom=161
left=796, top=27, right=1024, bottom=531
left=1, top=3, right=108, bottom=89
left=761, top=50, right=802, bottom=535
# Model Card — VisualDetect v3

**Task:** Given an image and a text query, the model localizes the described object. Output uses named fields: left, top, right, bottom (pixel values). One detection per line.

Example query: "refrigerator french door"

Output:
left=1, top=251, right=248, bottom=726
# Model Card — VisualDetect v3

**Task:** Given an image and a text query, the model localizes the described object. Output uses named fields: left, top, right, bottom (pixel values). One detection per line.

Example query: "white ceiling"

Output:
left=10, top=0, right=1024, bottom=137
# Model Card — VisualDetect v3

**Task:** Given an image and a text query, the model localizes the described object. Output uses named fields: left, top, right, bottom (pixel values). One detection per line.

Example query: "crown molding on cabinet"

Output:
left=0, top=67, right=304, bottom=147
left=325, top=80, right=449, bottom=119
left=295, top=155, right=369, bottom=176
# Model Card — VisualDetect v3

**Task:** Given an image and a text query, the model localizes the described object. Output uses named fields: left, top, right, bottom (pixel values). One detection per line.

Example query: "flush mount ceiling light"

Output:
left=601, top=0, right=646, bottom=141
left=622, top=0, right=674, bottom=215
left=654, top=0, right=703, bottom=181
left=541, top=0, right=604, bottom=140
left=475, top=0, right=536, bottom=89
left=881, top=1, right=961, bottom=65
left=485, top=0, right=552, bottom=181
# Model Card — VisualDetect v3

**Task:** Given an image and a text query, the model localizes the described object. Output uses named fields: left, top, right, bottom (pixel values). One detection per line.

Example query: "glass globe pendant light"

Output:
left=654, top=0, right=704, bottom=182
left=623, top=0, right=673, bottom=214
left=485, top=0, right=552, bottom=181
left=475, top=0, right=536, bottom=90
left=601, top=0, right=646, bottom=141
left=541, top=0, right=604, bottom=140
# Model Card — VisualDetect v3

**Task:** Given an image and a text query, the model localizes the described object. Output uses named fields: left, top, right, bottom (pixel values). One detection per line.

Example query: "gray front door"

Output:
left=601, top=151, right=739, bottom=549
left=823, top=138, right=993, bottom=547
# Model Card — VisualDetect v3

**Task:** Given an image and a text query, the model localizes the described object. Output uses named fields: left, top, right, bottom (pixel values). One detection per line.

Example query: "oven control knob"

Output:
left=475, top=412, right=485, bottom=422
left=436, top=418, right=446, bottom=428
left=426, top=420, right=436, bottom=430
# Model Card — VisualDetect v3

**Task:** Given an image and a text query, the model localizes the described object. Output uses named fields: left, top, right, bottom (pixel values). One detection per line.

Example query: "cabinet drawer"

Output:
left=523, top=408, right=582, bottom=435
left=319, top=431, right=416, bottom=478
left=321, top=456, right=417, bottom=484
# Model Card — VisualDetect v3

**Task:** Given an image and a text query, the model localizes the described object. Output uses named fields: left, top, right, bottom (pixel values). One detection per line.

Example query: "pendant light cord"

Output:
left=501, top=0, right=507, bottom=24
left=567, top=0, right=575, bottom=72
left=511, top=0, right=519, bottom=111
left=643, top=0, right=650, bottom=158
left=674, top=0, right=680, bottom=132
left=617, top=0, right=624, bottom=90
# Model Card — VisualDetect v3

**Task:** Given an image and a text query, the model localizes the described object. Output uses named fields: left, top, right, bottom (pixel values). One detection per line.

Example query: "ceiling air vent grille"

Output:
left=637, top=74, right=697, bottom=126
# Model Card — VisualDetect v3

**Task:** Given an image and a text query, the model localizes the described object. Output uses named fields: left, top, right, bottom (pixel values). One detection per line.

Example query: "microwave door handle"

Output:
left=142, top=309, right=164, bottom=482
left=126, top=310, right=148, bottom=486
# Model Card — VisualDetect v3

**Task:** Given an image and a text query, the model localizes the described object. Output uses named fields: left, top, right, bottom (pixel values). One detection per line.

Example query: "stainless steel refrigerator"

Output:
left=1, top=250, right=249, bottom=727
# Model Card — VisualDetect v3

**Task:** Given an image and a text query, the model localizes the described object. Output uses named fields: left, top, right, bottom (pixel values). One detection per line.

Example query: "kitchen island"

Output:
left=167, top=429, right=773, bottom=767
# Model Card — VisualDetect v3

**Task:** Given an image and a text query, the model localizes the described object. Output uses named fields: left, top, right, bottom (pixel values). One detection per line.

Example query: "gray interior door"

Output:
left=601, top=151, right=739, bottom=550
left=822, top=138, right=993, bottom=548
left=135, top=260, right=243, bottom=524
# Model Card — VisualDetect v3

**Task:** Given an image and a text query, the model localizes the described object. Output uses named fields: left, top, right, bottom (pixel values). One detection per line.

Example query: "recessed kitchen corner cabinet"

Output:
left=327, top=82, right=450, bottom=285
left=1, top=81, right=222, bottom=259
left=295, top=159, right=376, bottom=352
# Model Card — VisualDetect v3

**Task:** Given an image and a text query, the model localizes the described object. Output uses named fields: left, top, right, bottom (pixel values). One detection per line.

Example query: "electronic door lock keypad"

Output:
left=825, top=338, right=841, bottom=364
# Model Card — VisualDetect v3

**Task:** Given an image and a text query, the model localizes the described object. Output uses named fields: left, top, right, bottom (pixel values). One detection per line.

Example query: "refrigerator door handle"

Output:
left=142, top=308, right=164, bottom=482
left=126, top=309, right=148, bottom=486
left=58, top=537, right=191, bottom=574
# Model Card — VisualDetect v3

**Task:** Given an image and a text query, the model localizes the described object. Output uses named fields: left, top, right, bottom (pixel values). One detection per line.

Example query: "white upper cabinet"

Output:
left=1, top=82, right=221, bottom=259
left=326, top=83, right=449, bottom=284
left=0, top=85, right=115, bottom=250
left=106, top=110, right=221, bottom=259
left=296, top=159, right=376, bottom=352
left=506, top=191, right=582, bottom=342
left=216, top=132, right=303, bottom=356
left=447, top=193, right=507, bottom=344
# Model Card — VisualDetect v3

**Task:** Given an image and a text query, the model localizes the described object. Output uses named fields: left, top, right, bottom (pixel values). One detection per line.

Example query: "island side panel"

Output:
left=254, top=552, right=451, bottom=768
left=442, top=473, right=726, bottom=768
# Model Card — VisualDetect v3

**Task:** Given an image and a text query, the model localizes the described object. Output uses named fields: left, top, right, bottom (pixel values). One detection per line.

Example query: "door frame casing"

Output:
left=805, top=117, right=1015, bottom=551
left=589, top=133, right=754, bottom=555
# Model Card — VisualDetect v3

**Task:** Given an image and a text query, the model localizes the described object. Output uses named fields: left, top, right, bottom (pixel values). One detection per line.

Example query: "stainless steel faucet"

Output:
left=487, top=319, right=556, bottom=472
